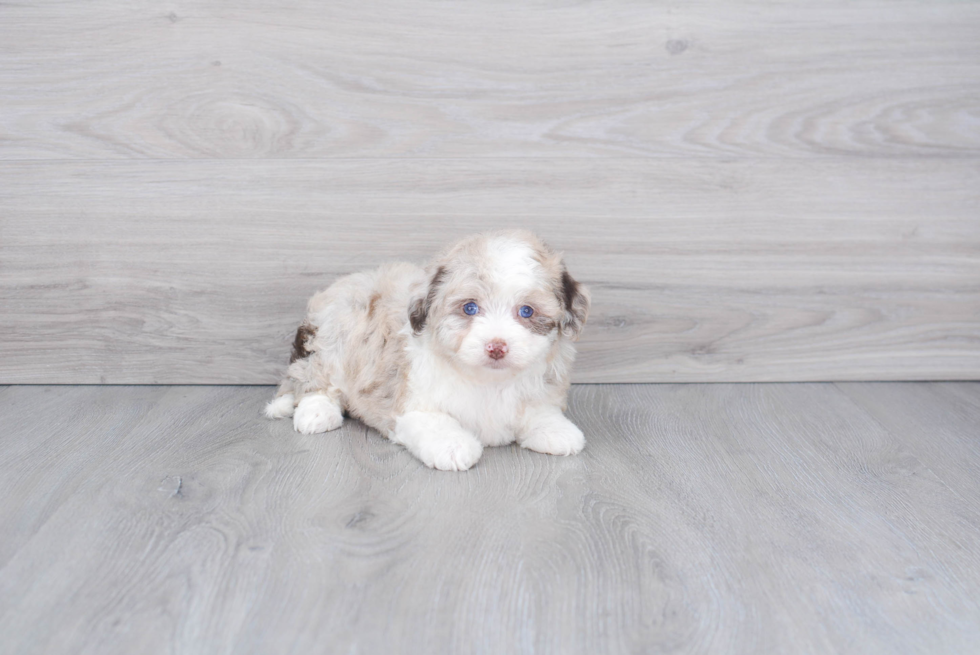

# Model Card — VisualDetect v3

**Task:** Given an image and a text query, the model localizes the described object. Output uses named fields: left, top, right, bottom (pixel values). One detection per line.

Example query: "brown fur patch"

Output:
left=289, top=323, right=316, bottom=363
left=525, top=314, right=557, bottom=335
left=560, top=270, right=580, bottom=311
left=367, top=293, right=381, bottom=318
left=408, top=298, right=426, bottom=334
left=410, top=265, right=446, bottom=334
left=558, top=270, right=590, bottom=337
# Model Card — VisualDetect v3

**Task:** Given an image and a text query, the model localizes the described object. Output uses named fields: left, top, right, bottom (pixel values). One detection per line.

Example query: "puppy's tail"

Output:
left=264, top=393, right=295, bottom=419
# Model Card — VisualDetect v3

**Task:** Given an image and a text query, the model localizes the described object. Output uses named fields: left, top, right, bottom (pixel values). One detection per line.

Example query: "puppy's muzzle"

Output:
left=486, top=339, right=508, bottom=361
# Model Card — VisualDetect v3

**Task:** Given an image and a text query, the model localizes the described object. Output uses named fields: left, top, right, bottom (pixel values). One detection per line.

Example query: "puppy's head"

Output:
left=409, top=230, right=590, bottom=375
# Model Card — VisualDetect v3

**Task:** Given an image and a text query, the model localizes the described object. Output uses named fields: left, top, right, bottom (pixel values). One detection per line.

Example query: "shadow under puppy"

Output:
left=265, top=230, right=590, bottom=471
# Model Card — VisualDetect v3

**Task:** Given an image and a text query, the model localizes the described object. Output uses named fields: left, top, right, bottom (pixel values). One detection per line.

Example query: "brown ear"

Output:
left=558, top=270, right=590, bottom=339
left=409, top=266, right=447, bottom=334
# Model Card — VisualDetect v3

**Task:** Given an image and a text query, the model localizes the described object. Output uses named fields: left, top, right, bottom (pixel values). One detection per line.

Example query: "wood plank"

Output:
left=574, top=382, right=980, bottom=653
left=1, top=384, right=979, bottom=653
left=1, top=0, right=978, bottom=160
left=837, top=381, right=980, bottom=505
left=2, top=158, right=978, bottom=383
left=0, top=385, right=169, bottom=569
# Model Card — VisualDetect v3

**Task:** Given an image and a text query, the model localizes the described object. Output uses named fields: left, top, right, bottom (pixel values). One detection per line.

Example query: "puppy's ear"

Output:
left=409, top=265, right=447, bottom=334
left=408, top=297, right=428, bottom=334
left=558, top=269, right=590, bottom=340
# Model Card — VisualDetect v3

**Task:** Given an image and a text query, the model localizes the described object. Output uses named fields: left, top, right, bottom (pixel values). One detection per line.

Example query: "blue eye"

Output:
left=463, top=302, right=479, bottom=316
left=519, top=305, right=534, bottom=318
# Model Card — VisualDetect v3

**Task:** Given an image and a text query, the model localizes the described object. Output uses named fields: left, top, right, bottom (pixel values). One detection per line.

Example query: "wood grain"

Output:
left=1, top=1, right=978, bottom=159
left=2, top=0, right=978, bottom=383
left=1, top=383, right=979, bottom=653
left=2, top=158, right=978, bottom=383
left=837, top=381, right=980, bottom=505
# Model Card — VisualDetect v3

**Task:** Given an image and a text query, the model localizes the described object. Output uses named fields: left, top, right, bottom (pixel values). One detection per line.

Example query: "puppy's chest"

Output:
left=429, top=379, right=525, bottom=447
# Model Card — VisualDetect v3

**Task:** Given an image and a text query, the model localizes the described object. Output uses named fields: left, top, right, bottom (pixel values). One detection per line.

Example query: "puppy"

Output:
left=264, top=230, right=590, bottom=471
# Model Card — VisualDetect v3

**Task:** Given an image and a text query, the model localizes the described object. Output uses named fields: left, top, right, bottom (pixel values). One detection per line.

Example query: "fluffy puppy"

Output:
left=265, top=230, right=590, bottom=471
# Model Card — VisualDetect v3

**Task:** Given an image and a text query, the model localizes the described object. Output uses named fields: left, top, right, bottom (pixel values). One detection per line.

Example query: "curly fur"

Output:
left=265, top=230, right=590, bottom=471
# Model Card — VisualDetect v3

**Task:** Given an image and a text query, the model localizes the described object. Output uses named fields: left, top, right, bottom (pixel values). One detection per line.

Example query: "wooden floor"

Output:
left=2, top=383, right=979, bottom=654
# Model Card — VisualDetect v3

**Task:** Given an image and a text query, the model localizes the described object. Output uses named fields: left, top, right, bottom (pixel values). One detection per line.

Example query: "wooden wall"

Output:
left=2, top=0, right=978, bottom=383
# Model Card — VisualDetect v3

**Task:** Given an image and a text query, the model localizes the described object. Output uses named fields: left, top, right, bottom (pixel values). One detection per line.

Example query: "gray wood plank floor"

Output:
left=2, top=383, right=979, bottom=654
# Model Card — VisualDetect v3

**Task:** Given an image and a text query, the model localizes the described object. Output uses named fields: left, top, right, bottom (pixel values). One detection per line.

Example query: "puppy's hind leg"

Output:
left=267, top=320, right=323, bottom=423
left=265, top=380, right=297, bottom=419
left=265, top=393, right=296, bottom=419
left=293, top=389, right=345, bottom=435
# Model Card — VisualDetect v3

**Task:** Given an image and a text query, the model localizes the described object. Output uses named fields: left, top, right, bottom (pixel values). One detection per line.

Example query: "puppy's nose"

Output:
left=486, top=339, right=508, bottom=360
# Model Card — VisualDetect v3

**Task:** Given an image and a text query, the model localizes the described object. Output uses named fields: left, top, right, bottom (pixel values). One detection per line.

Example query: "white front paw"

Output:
left=520, top=415, right=585, bottom=456
left=417, top=435, right=483, bottom=471
left=393, top=412, right=484, bottom=471
left=293, top=394, right=343, bottom=434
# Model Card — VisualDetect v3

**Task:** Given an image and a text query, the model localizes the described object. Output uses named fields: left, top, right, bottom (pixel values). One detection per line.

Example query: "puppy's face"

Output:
left=410, top=231, right=590, bottom=376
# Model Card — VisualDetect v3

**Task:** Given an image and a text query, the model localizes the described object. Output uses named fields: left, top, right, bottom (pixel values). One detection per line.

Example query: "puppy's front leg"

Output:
left=517, top=404, right=586, bottom=456
left=391, top=411, right=484, bottom=471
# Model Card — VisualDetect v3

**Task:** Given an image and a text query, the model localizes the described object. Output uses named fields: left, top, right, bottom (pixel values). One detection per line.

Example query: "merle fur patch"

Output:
left=410, top=266, right=447, bottom=334
left=290, top=323, right=316, bottom=363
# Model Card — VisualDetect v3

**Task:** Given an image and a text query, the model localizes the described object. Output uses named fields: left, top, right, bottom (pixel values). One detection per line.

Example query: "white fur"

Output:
left=391, top=411, right=484, bottom=471
left=265, top=231, right=590, bottom=471
left=293, top=393, right=344, bottom=435
left=402, top=339, right=550, bottom=448
left=264, top=393, right=295, bottom=419
left=518, top=404, right=586, bottom=456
